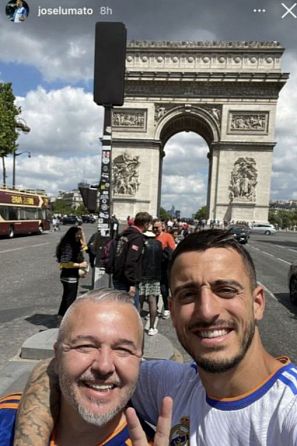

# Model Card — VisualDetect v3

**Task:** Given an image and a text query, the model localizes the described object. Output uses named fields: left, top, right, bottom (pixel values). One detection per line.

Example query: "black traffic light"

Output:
left=79, top=185, right=98, bottom=213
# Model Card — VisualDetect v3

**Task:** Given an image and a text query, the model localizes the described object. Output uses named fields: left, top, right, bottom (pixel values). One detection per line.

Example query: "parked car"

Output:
left=62, top=215, right=82, bottom=225
left=288, top=263, right=297, bottom=304
left=81, top=214, right=96, bottom=223
left=250, top=223, right=276, bottom=235
left=228, top=225, right=249, bottom=244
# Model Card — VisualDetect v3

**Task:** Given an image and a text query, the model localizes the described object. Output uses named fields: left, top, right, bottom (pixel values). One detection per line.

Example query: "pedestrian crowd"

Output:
left=1, top=220, right=297, bottom=445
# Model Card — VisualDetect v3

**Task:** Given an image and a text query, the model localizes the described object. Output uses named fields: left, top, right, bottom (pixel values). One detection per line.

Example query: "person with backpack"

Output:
left=112, top=212, right=152, bottom=308
left=139, top=229, right=163, bottom=335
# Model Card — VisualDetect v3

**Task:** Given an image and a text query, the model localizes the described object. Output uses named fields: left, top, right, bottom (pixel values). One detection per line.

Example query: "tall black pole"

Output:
left=97, top=106, right=112, bottom=237
left=94, top=106, right=113, bottom=288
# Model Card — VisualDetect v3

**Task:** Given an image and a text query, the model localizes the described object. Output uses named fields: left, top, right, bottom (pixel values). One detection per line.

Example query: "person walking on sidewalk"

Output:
left=139, top=229, right=163, bottom=336
left=56, top=226, right=88, bottom=320
left=113, top=211, right=152, bottom=308
left=152, top=219, right=175, bottom=319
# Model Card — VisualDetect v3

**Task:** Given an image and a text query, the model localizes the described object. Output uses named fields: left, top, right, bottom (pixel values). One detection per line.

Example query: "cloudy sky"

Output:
left=0, top=0, right=296, bottom=216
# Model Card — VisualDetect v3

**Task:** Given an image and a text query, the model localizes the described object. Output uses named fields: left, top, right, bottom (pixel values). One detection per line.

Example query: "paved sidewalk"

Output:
left=0, top=326, right=175, bottom=396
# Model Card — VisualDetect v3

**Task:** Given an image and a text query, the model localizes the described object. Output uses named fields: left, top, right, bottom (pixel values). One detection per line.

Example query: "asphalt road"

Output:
left=1, top=227, right=297, bottom=371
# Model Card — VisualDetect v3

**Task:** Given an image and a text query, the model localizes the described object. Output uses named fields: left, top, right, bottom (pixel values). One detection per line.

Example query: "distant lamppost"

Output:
left=13, top=118, right=31, bottom=189
left=12, top=151, right=31, bottom=189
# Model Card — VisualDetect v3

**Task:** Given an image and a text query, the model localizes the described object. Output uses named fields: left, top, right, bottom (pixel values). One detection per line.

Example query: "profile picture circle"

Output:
left=6, top=0, right=29, bottom=22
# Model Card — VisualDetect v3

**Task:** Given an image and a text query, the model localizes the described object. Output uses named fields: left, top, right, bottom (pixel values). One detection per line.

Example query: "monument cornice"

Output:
left=124, top=79, right=287, bottom=99
left=127, top=41, right=284, bottom=51
left=125, top=72, right=289, bottom=82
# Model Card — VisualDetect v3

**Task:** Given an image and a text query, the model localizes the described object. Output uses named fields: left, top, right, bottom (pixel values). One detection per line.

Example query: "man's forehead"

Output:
left=64, top=301, right=141, bottom=336
left=171, top=248, right=246, bottom=280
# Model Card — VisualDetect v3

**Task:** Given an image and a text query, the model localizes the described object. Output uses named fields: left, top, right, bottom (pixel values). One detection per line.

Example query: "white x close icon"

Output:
left=281, top=2, right=297, bottom=18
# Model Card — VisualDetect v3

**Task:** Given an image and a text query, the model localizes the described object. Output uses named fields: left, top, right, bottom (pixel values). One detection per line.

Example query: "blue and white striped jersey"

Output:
left=132, top=357, right=297, bottom=445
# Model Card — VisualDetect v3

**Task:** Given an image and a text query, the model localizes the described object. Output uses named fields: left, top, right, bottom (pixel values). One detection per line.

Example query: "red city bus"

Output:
left=0, top=188, right=51, bottom=238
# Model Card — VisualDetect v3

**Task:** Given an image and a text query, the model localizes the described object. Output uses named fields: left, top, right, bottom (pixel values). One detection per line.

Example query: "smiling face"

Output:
left=153, top=221, right=163, bottom=236
left=55, top=301, right=143, bottom=427
left=169, top=247, right=265, bottom=373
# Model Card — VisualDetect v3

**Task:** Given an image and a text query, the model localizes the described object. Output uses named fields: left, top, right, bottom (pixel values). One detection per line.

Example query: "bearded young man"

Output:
left=12, top=230, right=297, bottom=445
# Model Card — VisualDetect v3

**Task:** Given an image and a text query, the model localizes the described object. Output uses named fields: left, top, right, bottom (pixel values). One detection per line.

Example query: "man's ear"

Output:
left=168, top=297, right=177, bottom=328
left=53, top=342, right=59, bottom=373
left=253, top=285, right=265, bottom=321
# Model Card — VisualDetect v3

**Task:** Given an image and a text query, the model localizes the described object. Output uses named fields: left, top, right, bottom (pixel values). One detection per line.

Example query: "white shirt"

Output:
left=132, top=358, right=297, bottom=445
left=14, top=6, right=26, bottom=22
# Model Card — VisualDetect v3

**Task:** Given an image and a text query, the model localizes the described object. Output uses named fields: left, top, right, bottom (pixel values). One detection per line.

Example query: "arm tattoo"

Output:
left=13, top=358, right=60, bottom=446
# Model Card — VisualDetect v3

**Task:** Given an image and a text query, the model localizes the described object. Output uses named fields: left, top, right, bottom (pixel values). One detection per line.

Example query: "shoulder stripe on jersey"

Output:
left=206, top=362, right=296, bottom=411
left=0, top=393, right=22, bottom=403
left=285, top=366, right=297, bottom=382
left=279, top=375, right=297, bottom=395
left=0, top=402, right=19, bottom=410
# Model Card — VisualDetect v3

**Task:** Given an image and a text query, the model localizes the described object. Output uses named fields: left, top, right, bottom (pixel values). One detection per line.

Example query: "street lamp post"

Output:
left=13, top=118, right=31, bottom=189
left=12, top=151, right=31, bottom=189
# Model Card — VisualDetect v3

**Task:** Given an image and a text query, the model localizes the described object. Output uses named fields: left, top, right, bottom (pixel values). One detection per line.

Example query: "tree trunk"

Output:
left=1, top=156, right=6, bottom=188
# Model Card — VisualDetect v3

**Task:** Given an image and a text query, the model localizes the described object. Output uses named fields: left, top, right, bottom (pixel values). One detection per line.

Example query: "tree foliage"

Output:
left=194, top=206, right=208, bottom=221
left=52, top=199, right=88, bottom=216
left=52, top=199, right=73, bottom=216
left=0, top=83, right=21, bottom=186
left=0, top=83, right=20, bottom=157
left=159, top=206, right=172, bottom=220
left=269, top=209, right=297, bottom=229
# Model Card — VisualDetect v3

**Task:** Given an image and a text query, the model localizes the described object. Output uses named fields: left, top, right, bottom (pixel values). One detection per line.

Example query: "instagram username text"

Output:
left=37, top=6, right=112, bottom=16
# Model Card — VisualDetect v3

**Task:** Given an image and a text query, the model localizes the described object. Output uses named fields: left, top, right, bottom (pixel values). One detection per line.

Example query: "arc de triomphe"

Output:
left=110, top=41, right=288, bottom=222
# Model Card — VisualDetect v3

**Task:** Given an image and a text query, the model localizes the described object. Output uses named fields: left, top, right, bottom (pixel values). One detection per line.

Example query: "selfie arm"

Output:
left=14, top=359, right=59, bottom=446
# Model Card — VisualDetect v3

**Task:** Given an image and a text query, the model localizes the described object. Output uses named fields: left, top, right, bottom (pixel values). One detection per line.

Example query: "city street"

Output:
left=1, top=227, right=297, bottom=372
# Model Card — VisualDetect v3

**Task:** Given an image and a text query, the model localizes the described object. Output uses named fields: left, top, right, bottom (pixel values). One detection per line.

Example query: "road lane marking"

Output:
left=0, top=242, right=50, bottom=254
left=276, top=257, right=291, bottom=265
left=258, top=281, right=277, bottom=301
left=289, top=248, right=297, bottom=253
left=249, top=245, right=290, bottom=264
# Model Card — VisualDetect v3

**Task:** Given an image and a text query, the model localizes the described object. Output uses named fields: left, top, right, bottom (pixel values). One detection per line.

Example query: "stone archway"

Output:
left=111, top=41, right=288, bottom=222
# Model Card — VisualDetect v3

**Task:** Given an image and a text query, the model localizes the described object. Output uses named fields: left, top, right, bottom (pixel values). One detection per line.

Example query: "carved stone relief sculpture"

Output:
left=113, top=152, right=140, bottom=196
left=228, top=112, right=268, bottom=133
left=229, top=157, right=257, bottom=202
left=154, top=103, right=177, bottom=123
left=112, top=109, right=146, bottom=131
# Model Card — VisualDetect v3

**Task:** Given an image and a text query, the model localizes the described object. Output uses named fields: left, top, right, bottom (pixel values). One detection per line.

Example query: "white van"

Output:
left=250, top=223, right=277, bottom=235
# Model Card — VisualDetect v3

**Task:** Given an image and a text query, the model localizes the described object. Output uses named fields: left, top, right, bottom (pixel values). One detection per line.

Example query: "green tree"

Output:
left=0, top=83, right=21, bottom=187
left=52, top=199, right=73, bottom=216
left=194, top=206, right=208, bottom=221
left=159, top=207, right=171, bottom=220
left=74, top=204, right=88, bottom=216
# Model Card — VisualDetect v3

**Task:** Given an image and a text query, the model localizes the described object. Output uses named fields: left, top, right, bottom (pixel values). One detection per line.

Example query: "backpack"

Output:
left=113, top=235, right=129, bottom=278
left=100, top=238, right=117, bottom=274
left=100, top=234, right=129, bottom=275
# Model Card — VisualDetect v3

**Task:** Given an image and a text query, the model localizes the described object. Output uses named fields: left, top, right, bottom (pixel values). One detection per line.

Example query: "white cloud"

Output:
left=3, top=87, right=104, bottom=193
left=16, top=87, right=103, bottom=156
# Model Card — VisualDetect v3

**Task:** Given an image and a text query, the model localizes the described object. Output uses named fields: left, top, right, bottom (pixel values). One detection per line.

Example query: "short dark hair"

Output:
left=134, top=212, right=152, bottom=227
left=168, top=229, right=257, bottom=289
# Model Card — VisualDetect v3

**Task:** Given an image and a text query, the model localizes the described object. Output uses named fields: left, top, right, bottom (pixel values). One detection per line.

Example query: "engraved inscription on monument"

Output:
left=229, top=157, right=258, bottom=202
left=112, top=152, right=140, bottom=196
left=112, top=109, right=147, bottom=131
left=228, top=111, right=269, bottom=134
